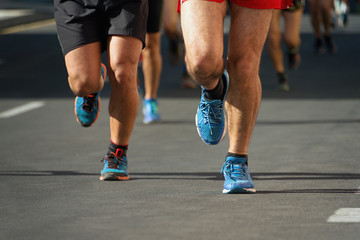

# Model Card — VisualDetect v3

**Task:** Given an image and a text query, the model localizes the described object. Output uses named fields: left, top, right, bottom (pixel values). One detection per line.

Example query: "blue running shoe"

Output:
left=195, top=70, right=229, bottom=145
left=100, top=149, right=129, bottom=181
left=74, top=63, right=106, bottom=127
left=143, top=99, right=160, bottom=124
left=221, top=156, right=256, bottom=194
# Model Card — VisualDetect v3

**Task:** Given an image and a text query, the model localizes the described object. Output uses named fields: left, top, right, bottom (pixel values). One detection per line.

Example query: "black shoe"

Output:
left=314, top=38, right=326, bottom=55
left=277, top=72, right=290, bottom=92
left=287, top=48, right=301, bottom=70
left=324, top=35, right=338, bottom=55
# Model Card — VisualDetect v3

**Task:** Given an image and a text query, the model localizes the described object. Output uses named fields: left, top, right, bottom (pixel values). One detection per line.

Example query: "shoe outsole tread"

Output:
left=223, top=188, right=256, bottom=194
left=100, top=172, right=129, bottom=181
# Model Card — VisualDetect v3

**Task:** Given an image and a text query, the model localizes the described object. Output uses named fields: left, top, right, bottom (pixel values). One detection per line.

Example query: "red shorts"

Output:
left=177, top=0, right=293, bottom=12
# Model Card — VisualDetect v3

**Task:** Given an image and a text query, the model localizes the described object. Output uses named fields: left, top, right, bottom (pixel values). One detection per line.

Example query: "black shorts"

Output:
left=54, top=0, right=148, bottom=55
left=147, top=0, right=163, bottom=33
left=283, top=0, right=304, bottom=12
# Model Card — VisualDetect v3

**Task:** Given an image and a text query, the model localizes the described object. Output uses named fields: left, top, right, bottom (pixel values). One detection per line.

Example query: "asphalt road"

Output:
left=0, top=12, right=360, bottom=240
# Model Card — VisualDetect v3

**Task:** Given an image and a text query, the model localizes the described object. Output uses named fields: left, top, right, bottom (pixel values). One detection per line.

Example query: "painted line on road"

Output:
left=0, top=101, right=45, bottom=118
left=0, top=9, right=34, bottom=21
left=0, top=19, right=55, bottom=35
left=327, top=208, right=360, bottom=223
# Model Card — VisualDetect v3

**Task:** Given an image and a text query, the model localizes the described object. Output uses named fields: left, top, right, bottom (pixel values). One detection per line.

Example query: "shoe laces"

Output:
left=81, top=94, right=97, bottom=112
left=102, top=152, right=127, bottom=169
left=221, top=159, right=247, bottom=181
left=199, top=97, right=223, bottom=134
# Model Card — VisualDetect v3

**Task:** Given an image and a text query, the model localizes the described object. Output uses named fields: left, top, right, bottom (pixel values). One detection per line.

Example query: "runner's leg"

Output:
left=107, top=36, right=143, bottom=145
left=267, top=10, right=284, bottom=74
left=283, top=8, right=303, bottom=49
left=226, top=5, right=274, bottom=155
left=64, top=42, right=104, bottom=97
left=143, top=33, right=162, bottom=99
left=180, top=0, right=227, bottom=90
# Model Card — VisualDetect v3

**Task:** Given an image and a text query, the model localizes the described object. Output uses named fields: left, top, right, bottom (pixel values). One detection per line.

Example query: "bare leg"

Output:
left=64, top=42, right=104, bottom=96
left=143, top=32, right=162, bottom=99
left=180, top=0, right=227, bottom=90
left=267, top=10, right=284, bottom=74
left=107, top=36, right=142, bottom=145
left=163, top=0, right=180, bottom=39
left=320, top=0, right=333, bottom=36
left=308, top=0, right=322, bottom=39
left=283, top=8, right=303, bottom=49
left=226, top=5, right=274, bottom=155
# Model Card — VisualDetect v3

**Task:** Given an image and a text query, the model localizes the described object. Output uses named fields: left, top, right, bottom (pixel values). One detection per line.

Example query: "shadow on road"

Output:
left=2, top=170, right=360, bottom=180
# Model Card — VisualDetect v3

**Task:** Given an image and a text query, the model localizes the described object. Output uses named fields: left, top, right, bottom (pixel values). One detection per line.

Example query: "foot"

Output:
left=313, top=38, right=326, bottom=55
left=221, top=156, right=255, bottom=194
left=143, top=99, right=160, bottom=124
left=100, top=149, right=129, bottom=181
left=287, top=48, right=301, bottom=70
left=277, top=72, right=290, bottom=92
left=324, top=35, right=337, bottom=55
left=195, top=70, right=229, bottom=145
left=74, top=63, right=106, bottom=127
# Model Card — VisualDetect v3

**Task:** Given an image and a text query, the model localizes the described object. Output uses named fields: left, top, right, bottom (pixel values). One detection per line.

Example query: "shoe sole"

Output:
left=143, top=119, right=161, bottom=124
left=100, top=172, right=129, bottom=181
left=223, top=188, right=256, bottom=194
left=74, top=96, right=101, bottom=127
left=100, top=63, right=107, bottom=81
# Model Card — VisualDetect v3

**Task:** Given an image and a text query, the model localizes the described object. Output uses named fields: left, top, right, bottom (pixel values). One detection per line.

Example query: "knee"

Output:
left=163, top=22, right=178, bottom=38
left=284, top=35, right=300, bottom=48
left=227, top=55, right=259, bottom=84
left=110, top=64, right=137, bottom=91
left=185, top=51, right=221, bottom=80
left=143, top=39, right=160, bottom=59
left=267, top=30, right=281, bottom=47
left=69, top=74, right=100, bottom=97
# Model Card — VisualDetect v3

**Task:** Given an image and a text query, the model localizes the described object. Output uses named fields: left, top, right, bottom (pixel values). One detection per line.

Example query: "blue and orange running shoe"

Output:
left=100, top=149, right=129, bottom=181
left=143, top=99, right=160, bottom=124
left=221, top=156, right=256, bottom=194
left=74, top=63, right=106, bottom=127
left=195, top=70, right=229, bottom=145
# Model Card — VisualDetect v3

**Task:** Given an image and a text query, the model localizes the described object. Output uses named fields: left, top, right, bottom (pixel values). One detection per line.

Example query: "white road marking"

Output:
left=0, top=9, right=34, bottom=21
left=0, top=101, right=45, bottom=118
left=327, top=208, right=360, bottom=223
left=0, top=19, right=55, bottom=35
